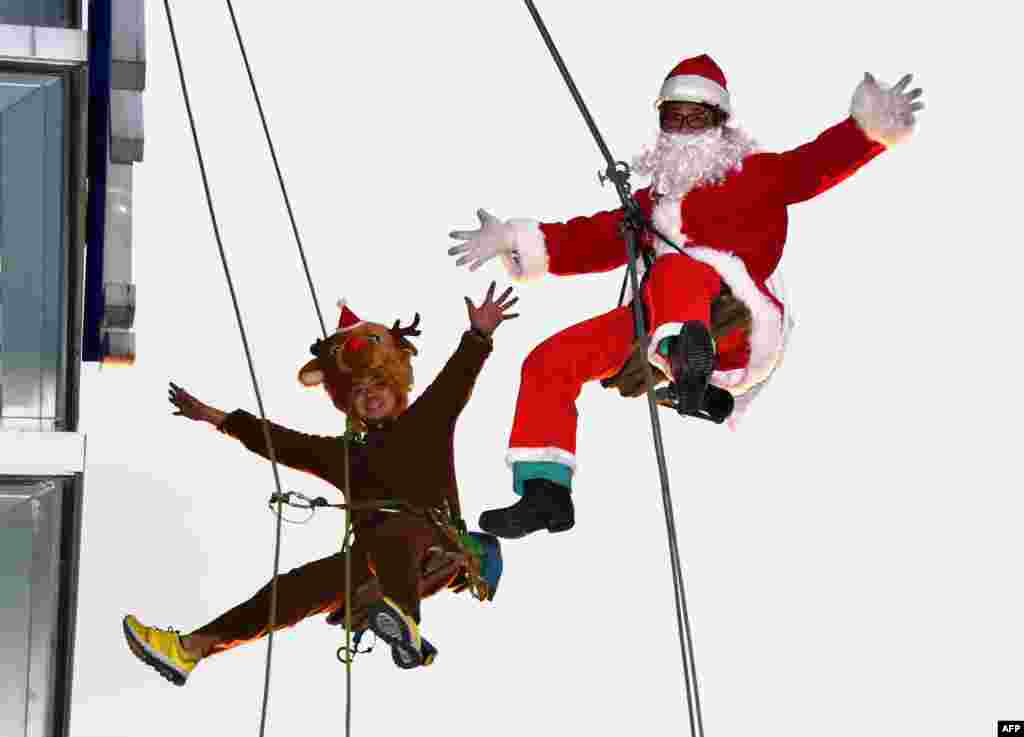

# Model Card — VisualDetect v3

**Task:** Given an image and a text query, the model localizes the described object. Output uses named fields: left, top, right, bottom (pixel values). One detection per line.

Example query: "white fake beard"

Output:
left=631, top=126, right=759, bottom=199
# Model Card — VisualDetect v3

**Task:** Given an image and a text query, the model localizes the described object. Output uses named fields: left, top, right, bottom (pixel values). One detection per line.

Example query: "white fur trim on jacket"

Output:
left=656, top=74, right=731, bottom=114
left=499, top=218, right=549, bottom=282
left=683, top=246, right=784, bottom=396
left=850, top=76, right=915, bottom=147
left=505, top=446, right=577, bottom=472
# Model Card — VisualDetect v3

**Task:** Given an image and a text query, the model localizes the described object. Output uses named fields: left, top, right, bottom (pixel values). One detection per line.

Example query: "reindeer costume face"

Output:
left=298, top=301, right=422, bottom=432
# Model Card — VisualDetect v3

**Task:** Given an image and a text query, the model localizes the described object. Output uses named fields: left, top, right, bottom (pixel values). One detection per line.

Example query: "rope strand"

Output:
left=221, top=2, right=354, bottom=731
left=160, top=5, right=289, bottom=736
left=223, top=0, right=328, bottom=341
left=343, top=434, right=353, bottom=736
left=521, top=2, right=706, bottom=733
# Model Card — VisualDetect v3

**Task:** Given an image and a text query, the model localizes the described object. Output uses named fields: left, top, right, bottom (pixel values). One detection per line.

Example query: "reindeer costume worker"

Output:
left=123, top=283, right=518, bottom=681
left=448, top=54, right=924, bottom=540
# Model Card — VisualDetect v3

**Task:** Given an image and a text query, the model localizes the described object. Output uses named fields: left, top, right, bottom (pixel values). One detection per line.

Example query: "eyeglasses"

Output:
left=659, top=106, right=715, bottom=131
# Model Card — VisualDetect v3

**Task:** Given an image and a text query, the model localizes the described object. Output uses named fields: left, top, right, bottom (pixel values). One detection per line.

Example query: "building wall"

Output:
left=1, top=7, right=96, bottom=737
left=0, top=3, right=142, bottom=735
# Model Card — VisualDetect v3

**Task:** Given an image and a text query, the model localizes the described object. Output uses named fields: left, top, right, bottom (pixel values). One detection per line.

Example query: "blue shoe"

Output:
left=467, top=532, right=503, bottom=601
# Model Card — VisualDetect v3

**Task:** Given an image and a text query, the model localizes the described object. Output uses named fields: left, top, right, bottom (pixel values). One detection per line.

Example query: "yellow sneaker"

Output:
left=122, top=614, right=199, bottom=686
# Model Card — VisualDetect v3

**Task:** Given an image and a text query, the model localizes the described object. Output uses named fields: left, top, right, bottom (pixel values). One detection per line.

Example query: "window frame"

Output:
left=0, top=57, right=87, bottom=433
left=0, top=473, right=84, bottom=737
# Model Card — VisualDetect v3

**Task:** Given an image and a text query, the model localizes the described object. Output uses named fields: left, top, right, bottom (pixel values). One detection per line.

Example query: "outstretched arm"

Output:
left=412, top=282, right=517, bottom=424
left=448, top=196, right=654, bottom=281
left=757, top=72, right=923, bottom=206
left=169, top=382, right=338, bottom=480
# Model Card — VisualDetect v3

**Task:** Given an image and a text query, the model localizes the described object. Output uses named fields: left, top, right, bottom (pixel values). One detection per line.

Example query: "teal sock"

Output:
left=512, top=461, right=572, bottom=497
left=657, top=336, right=675, bottom=357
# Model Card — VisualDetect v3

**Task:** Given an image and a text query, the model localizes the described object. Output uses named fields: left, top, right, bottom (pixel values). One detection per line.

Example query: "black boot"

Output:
left=703, top=384, right=735, bottom=423
left=666, top=320, right=715, bottom=416
left=655, top=382, right=735, bottom=423
left=478, top=478, right=574, bottom=539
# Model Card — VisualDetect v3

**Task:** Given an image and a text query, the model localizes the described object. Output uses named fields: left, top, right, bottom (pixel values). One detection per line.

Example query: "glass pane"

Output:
left=0, top=1, right=73, bottom=28
left=0, top=480, right=62, bottom=737
left=0, top=72, right=68, bottom=432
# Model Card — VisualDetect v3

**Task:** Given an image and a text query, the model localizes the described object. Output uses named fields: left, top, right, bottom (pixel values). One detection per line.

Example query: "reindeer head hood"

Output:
left=297, top=300, right=421, bottom=433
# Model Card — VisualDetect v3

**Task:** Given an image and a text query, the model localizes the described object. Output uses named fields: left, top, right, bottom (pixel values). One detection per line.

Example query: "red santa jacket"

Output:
left=501, top=116, right=886, bottom=395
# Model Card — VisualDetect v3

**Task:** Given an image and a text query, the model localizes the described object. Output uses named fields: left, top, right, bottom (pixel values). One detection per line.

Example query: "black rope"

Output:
left=521, top=3, right=705, bottom=735
left=342, top=433, right=353, bottom=736
left=160, top=5, right=289, bottom=737
left=220, top=3, right=358, bottom=732
left=223, top=0, right=328, bottom=341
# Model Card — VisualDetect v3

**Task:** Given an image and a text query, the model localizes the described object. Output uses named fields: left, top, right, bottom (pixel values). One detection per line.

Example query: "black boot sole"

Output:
left=547, top=516, right=575, bottom=533
left=478, top=511, right=536, bottom=539
left=671, top=322, right=715, bottom=415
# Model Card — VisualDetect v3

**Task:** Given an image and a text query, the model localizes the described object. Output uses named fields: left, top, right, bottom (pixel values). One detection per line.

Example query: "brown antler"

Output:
left=390, top=313, right=422, bottom=355
left=391, top=313, right=422, bottom=338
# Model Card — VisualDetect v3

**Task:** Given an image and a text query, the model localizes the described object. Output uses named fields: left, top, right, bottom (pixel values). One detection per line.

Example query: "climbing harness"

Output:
left=270, top=492, right=495, bottom=605
left=522, top=2, right=707, bottom=734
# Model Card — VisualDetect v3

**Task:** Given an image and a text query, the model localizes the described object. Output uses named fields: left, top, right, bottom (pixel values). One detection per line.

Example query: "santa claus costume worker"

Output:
left=447, top=53, right=924, bottom=540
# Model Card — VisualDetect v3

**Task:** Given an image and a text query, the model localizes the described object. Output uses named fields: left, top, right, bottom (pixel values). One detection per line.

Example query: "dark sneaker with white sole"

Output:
left=366, top=596, right=425, bottom=669
left=392, top=637, right=437, bottom=669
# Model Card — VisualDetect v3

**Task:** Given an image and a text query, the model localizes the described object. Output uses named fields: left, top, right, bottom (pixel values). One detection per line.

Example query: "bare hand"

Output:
left=168, top=382, right=220, bottom=424
left=465, top=281, right=519, bottom=337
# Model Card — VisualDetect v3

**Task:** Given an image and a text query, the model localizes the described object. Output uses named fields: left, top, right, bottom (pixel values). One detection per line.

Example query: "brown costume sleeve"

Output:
left=402, top=330, right=492, bottom=524
left=218, top=409, right=341, bottom=480
left=411, top=330, right=492, bottom=427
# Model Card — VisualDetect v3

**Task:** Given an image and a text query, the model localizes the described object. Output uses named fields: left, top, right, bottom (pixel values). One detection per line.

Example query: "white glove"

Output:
left=448, top=209, right=516, bottom=272
left=851, top=72, right=924, bottom=147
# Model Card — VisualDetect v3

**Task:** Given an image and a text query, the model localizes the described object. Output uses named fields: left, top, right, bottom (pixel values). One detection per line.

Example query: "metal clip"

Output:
left=598, top=160, right=632, bottom=189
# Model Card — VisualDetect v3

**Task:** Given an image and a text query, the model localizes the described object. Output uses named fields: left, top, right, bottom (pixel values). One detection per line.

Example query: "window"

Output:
left=0, top=476, right=82, bottom=737
left=0, top=1, right=78, bottom=29
left=0, top=71, right=73, bottom=431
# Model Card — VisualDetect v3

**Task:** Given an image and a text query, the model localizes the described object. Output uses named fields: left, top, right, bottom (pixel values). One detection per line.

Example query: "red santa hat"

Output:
left=335, top=299, right=364, bottom=332
left=654, top=53, right=731, bottom=115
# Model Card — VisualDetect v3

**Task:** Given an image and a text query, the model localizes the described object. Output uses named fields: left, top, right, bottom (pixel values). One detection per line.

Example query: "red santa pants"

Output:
left=507, top=253, right=720, bottom=469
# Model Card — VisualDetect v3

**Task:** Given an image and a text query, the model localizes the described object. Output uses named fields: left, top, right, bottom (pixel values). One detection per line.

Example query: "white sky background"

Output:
left=68, top=2, right=1021, bottom=735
